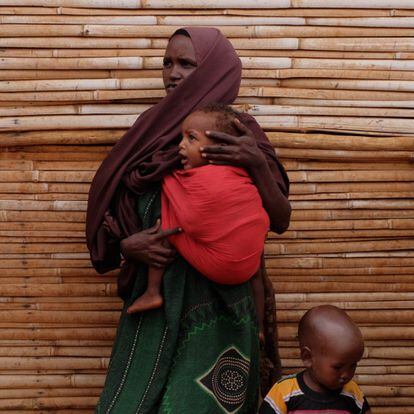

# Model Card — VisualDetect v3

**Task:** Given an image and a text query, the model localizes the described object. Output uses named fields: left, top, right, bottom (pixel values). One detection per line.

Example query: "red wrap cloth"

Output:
left=161, top=165, right=270, bottom=284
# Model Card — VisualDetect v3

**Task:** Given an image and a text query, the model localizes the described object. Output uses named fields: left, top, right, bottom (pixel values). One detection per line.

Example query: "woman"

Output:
left=87, top=27, right=290, bottom=414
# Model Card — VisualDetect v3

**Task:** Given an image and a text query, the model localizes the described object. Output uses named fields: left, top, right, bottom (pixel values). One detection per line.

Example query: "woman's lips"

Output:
left=166, top=84, right=177, bottom=93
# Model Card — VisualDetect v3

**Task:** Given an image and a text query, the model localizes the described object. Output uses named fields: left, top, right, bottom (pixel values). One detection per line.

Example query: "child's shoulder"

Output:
left=265, top=373, right=303, bottom=402
left=271, top=373, right=299, bottom=390
left=261, top=373, right=303, bottom=414
left=341, top=379, right=367, bottom=406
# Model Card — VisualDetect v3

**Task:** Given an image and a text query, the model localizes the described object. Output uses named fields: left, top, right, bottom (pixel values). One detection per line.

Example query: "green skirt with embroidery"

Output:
left=95, top=188, right=260, bottom=414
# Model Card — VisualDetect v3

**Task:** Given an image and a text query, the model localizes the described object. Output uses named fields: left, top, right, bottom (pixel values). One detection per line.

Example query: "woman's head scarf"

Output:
left=86, top=27, right=243, bottom=272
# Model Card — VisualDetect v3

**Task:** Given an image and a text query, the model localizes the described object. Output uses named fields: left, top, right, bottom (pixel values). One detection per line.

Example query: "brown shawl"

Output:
left=86, top=26, right=289, bottom=392
left=86, top=27, right=288, bottom=275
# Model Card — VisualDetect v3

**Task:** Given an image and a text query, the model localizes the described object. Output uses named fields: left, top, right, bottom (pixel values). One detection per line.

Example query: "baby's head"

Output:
left=179, top=103, right=239, bottom=170
left=298, top=305, right=364, bottom=393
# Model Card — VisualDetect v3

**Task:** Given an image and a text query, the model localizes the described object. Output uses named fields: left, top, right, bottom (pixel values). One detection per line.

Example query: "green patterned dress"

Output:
left=95, top=187, right=260, bottom=414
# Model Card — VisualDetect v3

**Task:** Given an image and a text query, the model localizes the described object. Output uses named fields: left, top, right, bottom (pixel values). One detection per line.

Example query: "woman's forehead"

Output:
left=170, top=27, right=221, bottom=63
left=165, top=34, right=196, bottom=59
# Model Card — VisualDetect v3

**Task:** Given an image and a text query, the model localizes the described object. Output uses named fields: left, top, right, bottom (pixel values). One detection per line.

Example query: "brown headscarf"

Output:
left=86, top=26, right=288, bottom=277
left=87, top=27, right=243, bottom=273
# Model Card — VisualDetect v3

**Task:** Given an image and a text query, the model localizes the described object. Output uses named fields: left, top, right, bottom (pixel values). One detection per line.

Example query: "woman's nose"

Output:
left=169, top=64, right=182, bottom=81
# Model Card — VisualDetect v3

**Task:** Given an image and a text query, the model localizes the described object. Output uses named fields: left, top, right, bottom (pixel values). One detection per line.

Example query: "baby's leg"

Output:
left=127, top=266, right=164, bottom=313
left=251, top=271, right=265, bottom=344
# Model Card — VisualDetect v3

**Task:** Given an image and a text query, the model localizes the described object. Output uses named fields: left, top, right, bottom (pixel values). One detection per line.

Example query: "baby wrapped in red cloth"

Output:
left=162, top=164, right=269, bottom=284
left=127, top=104, right=269, bottom=330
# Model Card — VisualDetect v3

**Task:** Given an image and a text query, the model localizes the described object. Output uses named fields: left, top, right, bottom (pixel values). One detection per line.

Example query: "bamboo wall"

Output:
left=0, top=1, right=413, bottom=413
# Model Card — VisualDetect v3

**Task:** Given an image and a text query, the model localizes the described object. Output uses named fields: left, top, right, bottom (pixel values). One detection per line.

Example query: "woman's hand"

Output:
left=200, top=118, right=266, bottom=170
left=202, top=117, right=291, bottom=234
left=120, top=219, right=181, bottom=268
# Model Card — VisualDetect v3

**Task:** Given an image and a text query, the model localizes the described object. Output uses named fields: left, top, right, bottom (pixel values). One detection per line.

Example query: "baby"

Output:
left=127, top=103, right=269, bottom=338
left=260, top=305, right=372, bottom=413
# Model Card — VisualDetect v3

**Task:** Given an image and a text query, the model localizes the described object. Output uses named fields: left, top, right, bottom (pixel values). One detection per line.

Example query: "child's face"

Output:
left=179, top=112, right=216, bottom=170
left=305, top=340, right=363, bottom=392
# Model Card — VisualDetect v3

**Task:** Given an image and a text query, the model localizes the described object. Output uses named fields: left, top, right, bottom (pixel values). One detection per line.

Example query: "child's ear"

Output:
left=301, top=346, right=313, bottom=369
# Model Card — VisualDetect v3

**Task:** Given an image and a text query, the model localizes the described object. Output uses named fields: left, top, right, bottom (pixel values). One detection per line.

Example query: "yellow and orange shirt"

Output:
left=260, top=371, right=370, bottom=414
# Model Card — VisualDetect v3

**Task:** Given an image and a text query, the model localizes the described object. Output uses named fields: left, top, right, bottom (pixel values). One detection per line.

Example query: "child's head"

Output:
left=298, top=305, right=364, bottom=393
left=179, top=103, right=239, bottom=170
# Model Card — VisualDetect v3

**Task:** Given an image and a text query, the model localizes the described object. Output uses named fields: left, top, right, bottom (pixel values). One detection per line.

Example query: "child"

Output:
left=127, top=103, right=269, bottom=339
left=260, top=305, right=372, bottom=413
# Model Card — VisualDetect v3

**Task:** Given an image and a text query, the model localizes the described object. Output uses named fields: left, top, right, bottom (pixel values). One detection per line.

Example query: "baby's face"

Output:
left=179, top=112, right=216, bottom=170
left=307, top=339, right=364, bottom=392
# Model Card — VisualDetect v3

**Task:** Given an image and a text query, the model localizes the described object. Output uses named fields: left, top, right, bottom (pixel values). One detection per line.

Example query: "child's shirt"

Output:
left=260, top=370, right=370, bottom=414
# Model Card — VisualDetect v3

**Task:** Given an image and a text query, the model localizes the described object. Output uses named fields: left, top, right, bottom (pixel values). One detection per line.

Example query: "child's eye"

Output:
left=163, top=58, right=172, bottom=68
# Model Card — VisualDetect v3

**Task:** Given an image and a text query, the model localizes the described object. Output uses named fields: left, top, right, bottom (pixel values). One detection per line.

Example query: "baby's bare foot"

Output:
left=127, top=293, right=163, bottom=314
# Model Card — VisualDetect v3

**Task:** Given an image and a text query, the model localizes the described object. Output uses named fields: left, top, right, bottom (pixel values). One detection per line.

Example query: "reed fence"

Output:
left=1, top=2, right=413, bottom=412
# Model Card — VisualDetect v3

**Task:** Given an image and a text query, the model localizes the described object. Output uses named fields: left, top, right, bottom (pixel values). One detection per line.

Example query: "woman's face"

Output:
left=163, top=34, right=197, bottom=94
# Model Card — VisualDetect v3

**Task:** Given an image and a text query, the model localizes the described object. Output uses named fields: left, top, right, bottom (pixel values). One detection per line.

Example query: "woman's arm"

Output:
left=248, top=152, right=291, bottom=234
left=201, top=118, right=291, bottom=234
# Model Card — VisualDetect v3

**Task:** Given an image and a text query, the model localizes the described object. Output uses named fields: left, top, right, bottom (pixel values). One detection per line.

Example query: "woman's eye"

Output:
left=180, top=59, right=196, bottom=68
left=189, top=134, right=196, bottom=141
